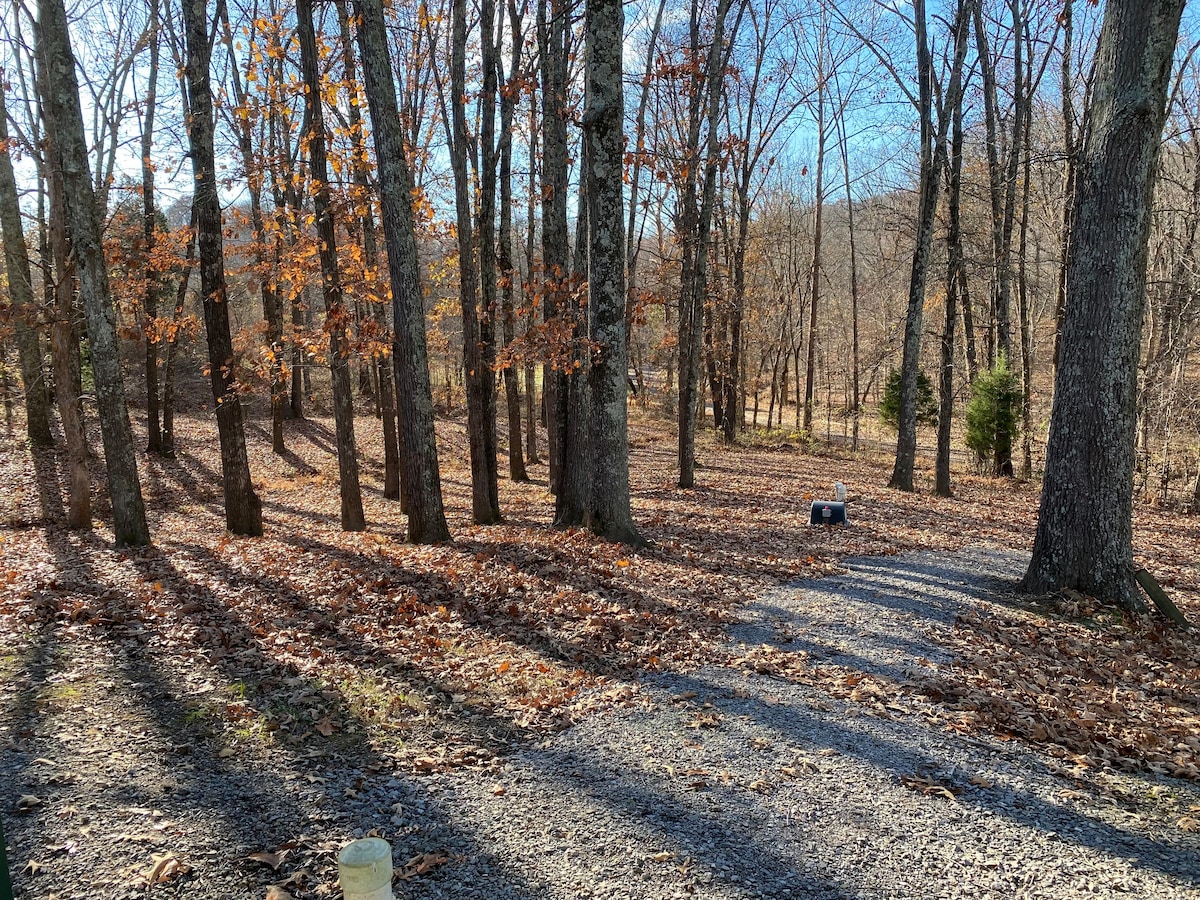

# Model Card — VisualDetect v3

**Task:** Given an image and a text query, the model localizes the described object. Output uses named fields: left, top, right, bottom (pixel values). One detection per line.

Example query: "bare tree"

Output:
left=296, top=0, right=365, bottom=531
left=354, top=0, right=451, bottom=542
left=180, top=0, right=262, bottom=536
left=38, top=0, right=150, bottom=546
left=888, top=0, right=972, bottom=492
left=0, top=79, right=52, bottom=447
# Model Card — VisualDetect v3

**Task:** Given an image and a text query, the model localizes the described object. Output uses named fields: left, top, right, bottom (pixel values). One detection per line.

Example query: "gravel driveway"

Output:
left=4, top=546, right=1199, bottom=899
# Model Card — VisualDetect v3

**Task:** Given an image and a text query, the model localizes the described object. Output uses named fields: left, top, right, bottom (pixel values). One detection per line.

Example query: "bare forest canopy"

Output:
left=1, top=0, right=1199, bottom=596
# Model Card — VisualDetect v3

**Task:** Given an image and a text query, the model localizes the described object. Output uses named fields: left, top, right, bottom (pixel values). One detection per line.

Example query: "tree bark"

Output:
left=0, top=84, right=53, bottom=447
left=297, top=0, right=365, bottom=532
left=936, top=79, right=966, bottom=499
left=217, top=0, right=286, bottom=454
left=355, top=0, right=450, bottom=542
left=38, top=0, right=150, bottom=546
left=678, top=0, right=734, bottom=487
left=1022, top=0, right=1184, bottom=609
left=538, top=0, right=570, bottom=496
left=584, top=0, right=639, bottom=542
left=140, top=0, right=163, bottom=455
left=498, top=0, right=528, bottom=483
left=336, top=0, right=401, bottom=500
left=180, top=0, right=262, bottom=537
left=889, top=0, right=971, bottom=492
left=804, top=41, right=826, bottom=433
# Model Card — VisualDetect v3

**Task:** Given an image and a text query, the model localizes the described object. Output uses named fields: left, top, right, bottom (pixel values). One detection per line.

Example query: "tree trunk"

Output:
left=46, top=157, right=90, bottom=527
left=217, top=0, right=286, bottom=453
left=1053, top=0, right=1076, bottom=375
left=889, top=0, right=970, bottom=492
left=355, top=0, right=451, bottom=542
left=141, top=0, right=163, bottom=455
left=297, top=0, right=365, bottom=532
left=679, top=0, right=733, bottom=488
left=523, top=100, right=541, bottom=467
left=39, top=0, right=150, bottom=546
left=1022, top=0, right=1184, bottom=609
left=538, top=0, right=570, bottom=497
left=180, top=0, right=262, bottom=537
left=555, top=157, right=591, bottom=528
left=936, top=81, right=966, bottom=499
left=804, top=49, right=826, bottom=433
left=498, top=0, right=528, bottom=483
left=0, top=86, right=53, bottom=447
left=336, top=0, right=401, bottom=500
left=584, top=0, right=639, bottom=541
left=835, top=103, right=861, bottom=453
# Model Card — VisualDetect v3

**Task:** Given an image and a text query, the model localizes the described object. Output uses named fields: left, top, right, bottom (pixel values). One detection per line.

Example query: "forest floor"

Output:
left=1, top=399, right=1199, bottom=899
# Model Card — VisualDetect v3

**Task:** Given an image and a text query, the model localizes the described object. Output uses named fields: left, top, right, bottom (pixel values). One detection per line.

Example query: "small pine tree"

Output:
left=879, top=368, right=939, bottom=430
left=965, top=354, right=1020, bottom=474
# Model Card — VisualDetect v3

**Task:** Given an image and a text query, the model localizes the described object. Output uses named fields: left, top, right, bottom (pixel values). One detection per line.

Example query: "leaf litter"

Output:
left=1, top=410, right=1199, bottom=895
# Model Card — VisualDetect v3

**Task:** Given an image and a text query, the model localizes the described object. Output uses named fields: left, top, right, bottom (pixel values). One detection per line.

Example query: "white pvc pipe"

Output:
left=338, top=838, right=394, bottom=900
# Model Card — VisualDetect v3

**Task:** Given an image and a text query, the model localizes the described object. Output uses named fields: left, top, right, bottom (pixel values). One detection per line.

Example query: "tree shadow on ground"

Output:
left=656, top=666, right=1200, bottom=884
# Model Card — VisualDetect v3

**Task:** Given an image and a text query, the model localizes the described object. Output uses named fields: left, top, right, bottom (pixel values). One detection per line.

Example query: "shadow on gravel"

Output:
left=660, top=665, right=1199, bottom=883
left=510, top=743, right=850, bottom=898
left=8, top=531, right=542, bottom=900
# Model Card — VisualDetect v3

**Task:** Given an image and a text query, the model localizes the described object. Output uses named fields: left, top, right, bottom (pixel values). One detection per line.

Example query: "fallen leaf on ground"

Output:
left=396, top=851, right=450, bottom=880
left=245, top=849, right=289, bottom=870
left=901, top=774, right=960, bottom=801
left=144, top=853, right=191, bottom=883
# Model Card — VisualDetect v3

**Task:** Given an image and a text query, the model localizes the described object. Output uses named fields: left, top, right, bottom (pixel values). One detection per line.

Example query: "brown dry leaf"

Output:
left=315, top=717, right=335, bottom=737
left=901, top=774, right=960, bottom=801
left=275, top=868, right=311, bottom=888
left=245, top=849, right=289, bottom=870
left=968, top=774, right=994, bottom=789
left=265, top=887, right=293, bottom=900
left=22, top=860, right=44, bottom=876
left=685, top=712, right=721, bottom=729
left=16, top=794, right=43, bottom=812
left=396, top=851, right=450, bottom=881
left=1178, top=816, right=1200, bottom=832
left=144, top=853, right=191, bottom=884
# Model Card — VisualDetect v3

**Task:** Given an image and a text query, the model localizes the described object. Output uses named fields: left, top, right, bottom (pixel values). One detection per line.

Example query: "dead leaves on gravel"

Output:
left=3, top=413, right=1199, bottom=793
left=918, top=606, right=1200, bottom=783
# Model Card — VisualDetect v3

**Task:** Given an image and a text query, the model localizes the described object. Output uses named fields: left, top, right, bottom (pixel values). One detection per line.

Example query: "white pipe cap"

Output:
left=338, top=837, right=394, bottom=900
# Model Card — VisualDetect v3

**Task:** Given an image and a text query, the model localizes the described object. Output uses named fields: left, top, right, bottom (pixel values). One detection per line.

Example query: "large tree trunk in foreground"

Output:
left=0, top=86, right=53, bottom=447
left=181, top=0, right=262, bottom=537
left=584, top=0, right=640, bottom=543
left=39, top=0, right=150, bottom=547
left=355, top=0, right=450, bottom=543
left=297, top=0, right=365, bottom=532
left=1022, top=0, right=1184, bottom=609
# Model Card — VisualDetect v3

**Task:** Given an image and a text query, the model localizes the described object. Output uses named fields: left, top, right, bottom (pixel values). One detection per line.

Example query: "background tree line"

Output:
left=0, top=0, right=1192, bottom=606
